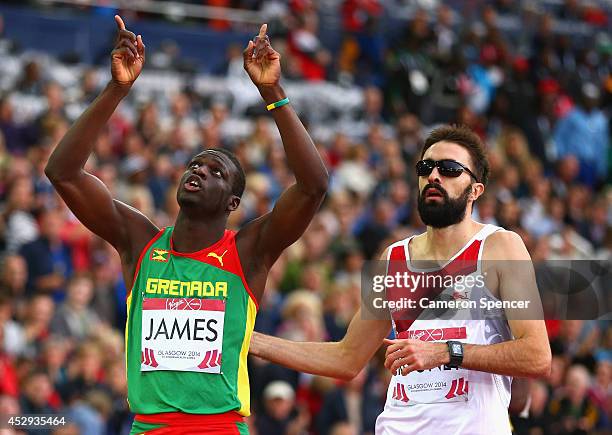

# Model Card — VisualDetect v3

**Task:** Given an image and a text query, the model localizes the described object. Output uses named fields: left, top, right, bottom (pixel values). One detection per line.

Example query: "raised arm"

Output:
left=250, top=309, right=390, bottom=380
left=45, top=16, right=157, bottom=256
left=237, top=25, right=329, bottom=276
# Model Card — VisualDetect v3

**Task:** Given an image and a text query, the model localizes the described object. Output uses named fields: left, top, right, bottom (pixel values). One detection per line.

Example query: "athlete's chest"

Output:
left=140, top=253, right=237, bottom=300
left=135, top=247, right=243, bottom=374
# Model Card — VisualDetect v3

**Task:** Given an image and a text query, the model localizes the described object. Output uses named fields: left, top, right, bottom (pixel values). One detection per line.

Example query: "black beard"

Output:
left=417, top=184, right=472, bottom=228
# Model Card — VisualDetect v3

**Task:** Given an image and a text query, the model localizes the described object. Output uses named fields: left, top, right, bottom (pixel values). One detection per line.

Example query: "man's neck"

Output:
left=421, top=218, right=483, bottom=261
left=172, top=211, right=227, bottom=253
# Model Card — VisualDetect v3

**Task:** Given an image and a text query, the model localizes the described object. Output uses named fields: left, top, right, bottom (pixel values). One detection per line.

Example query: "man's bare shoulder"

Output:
left=114, top=199, right=160, bottom=259
left=378, top=234, right=416, bottom=260
left=482, top=229, right=531, bottom=261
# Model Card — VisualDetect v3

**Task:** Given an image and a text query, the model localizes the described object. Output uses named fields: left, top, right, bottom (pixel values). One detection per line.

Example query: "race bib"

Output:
left=391, top=327, right=470, bottom=405
left=141, top=298, right=225, bottom=373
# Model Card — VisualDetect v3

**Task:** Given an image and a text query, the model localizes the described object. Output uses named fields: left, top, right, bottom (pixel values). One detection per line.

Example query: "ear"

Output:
left=471, top=183, right=485, bottom=201
left=227, top=195, right=240, bottom=212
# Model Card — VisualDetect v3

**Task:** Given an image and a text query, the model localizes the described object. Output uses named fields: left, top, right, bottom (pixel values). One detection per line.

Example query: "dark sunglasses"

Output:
left=416, top=159, right=479, bottom=182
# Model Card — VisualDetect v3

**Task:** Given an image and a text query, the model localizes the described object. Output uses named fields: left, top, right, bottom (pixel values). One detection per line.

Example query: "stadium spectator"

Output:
left=256, top=380, right=310, bottom=435
left=19, top=369, right=58, bottom=415
left=3, top=177, right=38, bottom=253
left=19, top=208, right=72, bottom=297
left=545, top=364, right=601, bottom=434
left=1, top=253, right=27, bottom=299
left=21, top=294, right=54, bottom=359
left=553, top=83, right=609, bottom=187
left=49, top=274, right=100, bottom=342
left=316, top=368, right=383, bottom=435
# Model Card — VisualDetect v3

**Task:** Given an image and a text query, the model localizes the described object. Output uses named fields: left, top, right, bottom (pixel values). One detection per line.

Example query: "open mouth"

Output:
left=184, top=175, right=202, bottom=192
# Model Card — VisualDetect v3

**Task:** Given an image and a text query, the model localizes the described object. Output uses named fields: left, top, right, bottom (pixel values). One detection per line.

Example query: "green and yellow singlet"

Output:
left=125, top=227, right=258, bottom=418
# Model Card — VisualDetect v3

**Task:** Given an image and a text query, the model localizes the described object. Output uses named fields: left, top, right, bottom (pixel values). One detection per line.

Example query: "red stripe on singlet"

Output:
left=135, top=411, right=244, bottom=434
left=127, top=228, right=165, bottom=300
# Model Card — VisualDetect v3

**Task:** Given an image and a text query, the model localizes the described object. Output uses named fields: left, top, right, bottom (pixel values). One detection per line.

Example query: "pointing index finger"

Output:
left=115, top=15, right=126, bottom=31
left=258, top=23, right=267, bottom=39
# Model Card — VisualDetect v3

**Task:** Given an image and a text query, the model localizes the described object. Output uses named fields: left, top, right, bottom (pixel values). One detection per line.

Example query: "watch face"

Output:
left=452, top=343, right=462, bottom=355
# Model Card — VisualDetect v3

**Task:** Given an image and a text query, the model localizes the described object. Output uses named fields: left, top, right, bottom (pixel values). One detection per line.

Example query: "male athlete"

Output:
left=249, top=125, right=551, bottom=434
left=45, top=17, right=328, bottom=434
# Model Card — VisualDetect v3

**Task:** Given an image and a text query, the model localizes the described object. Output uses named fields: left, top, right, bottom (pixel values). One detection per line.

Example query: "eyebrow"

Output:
left=190, top=152, right=230, bottom=175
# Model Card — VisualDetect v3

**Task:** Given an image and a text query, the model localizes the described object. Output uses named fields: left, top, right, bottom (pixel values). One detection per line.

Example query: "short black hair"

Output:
left=203, top=148, right=246, bottom=198
left=421, top=125, right=489, bottom=185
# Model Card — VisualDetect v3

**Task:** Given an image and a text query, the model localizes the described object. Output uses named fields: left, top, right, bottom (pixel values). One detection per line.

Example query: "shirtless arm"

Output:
left=235, top=25, right=328, bottom=302
left=250, top=310, right=390, bottom=380
left=45, top=16, right=157, bottom=284
left=249, top=247, right=394, bottom=379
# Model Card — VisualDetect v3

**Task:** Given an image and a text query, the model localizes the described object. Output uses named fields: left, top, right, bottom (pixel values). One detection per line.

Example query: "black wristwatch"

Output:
left=446, top=341, right=464, bottom=368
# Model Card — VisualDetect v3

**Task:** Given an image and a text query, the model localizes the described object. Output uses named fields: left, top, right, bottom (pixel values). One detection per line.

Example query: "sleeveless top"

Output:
left=375, top=224, right=513, bottom=435
left=125, top=227, right=258, bottom=416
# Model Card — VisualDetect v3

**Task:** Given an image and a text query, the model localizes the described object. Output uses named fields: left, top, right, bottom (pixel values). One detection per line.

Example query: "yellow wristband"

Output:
left=266, top=97, right=290, bottom=111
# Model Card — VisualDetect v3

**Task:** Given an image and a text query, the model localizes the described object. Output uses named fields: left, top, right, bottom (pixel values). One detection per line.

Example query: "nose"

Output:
left=193, top=165, right=207, bottom=179
left=427, top=167, right=442, bottom=184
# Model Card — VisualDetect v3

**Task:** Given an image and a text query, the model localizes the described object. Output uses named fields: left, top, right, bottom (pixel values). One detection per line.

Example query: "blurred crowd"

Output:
left=0, top=1, right=610, bottom=434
